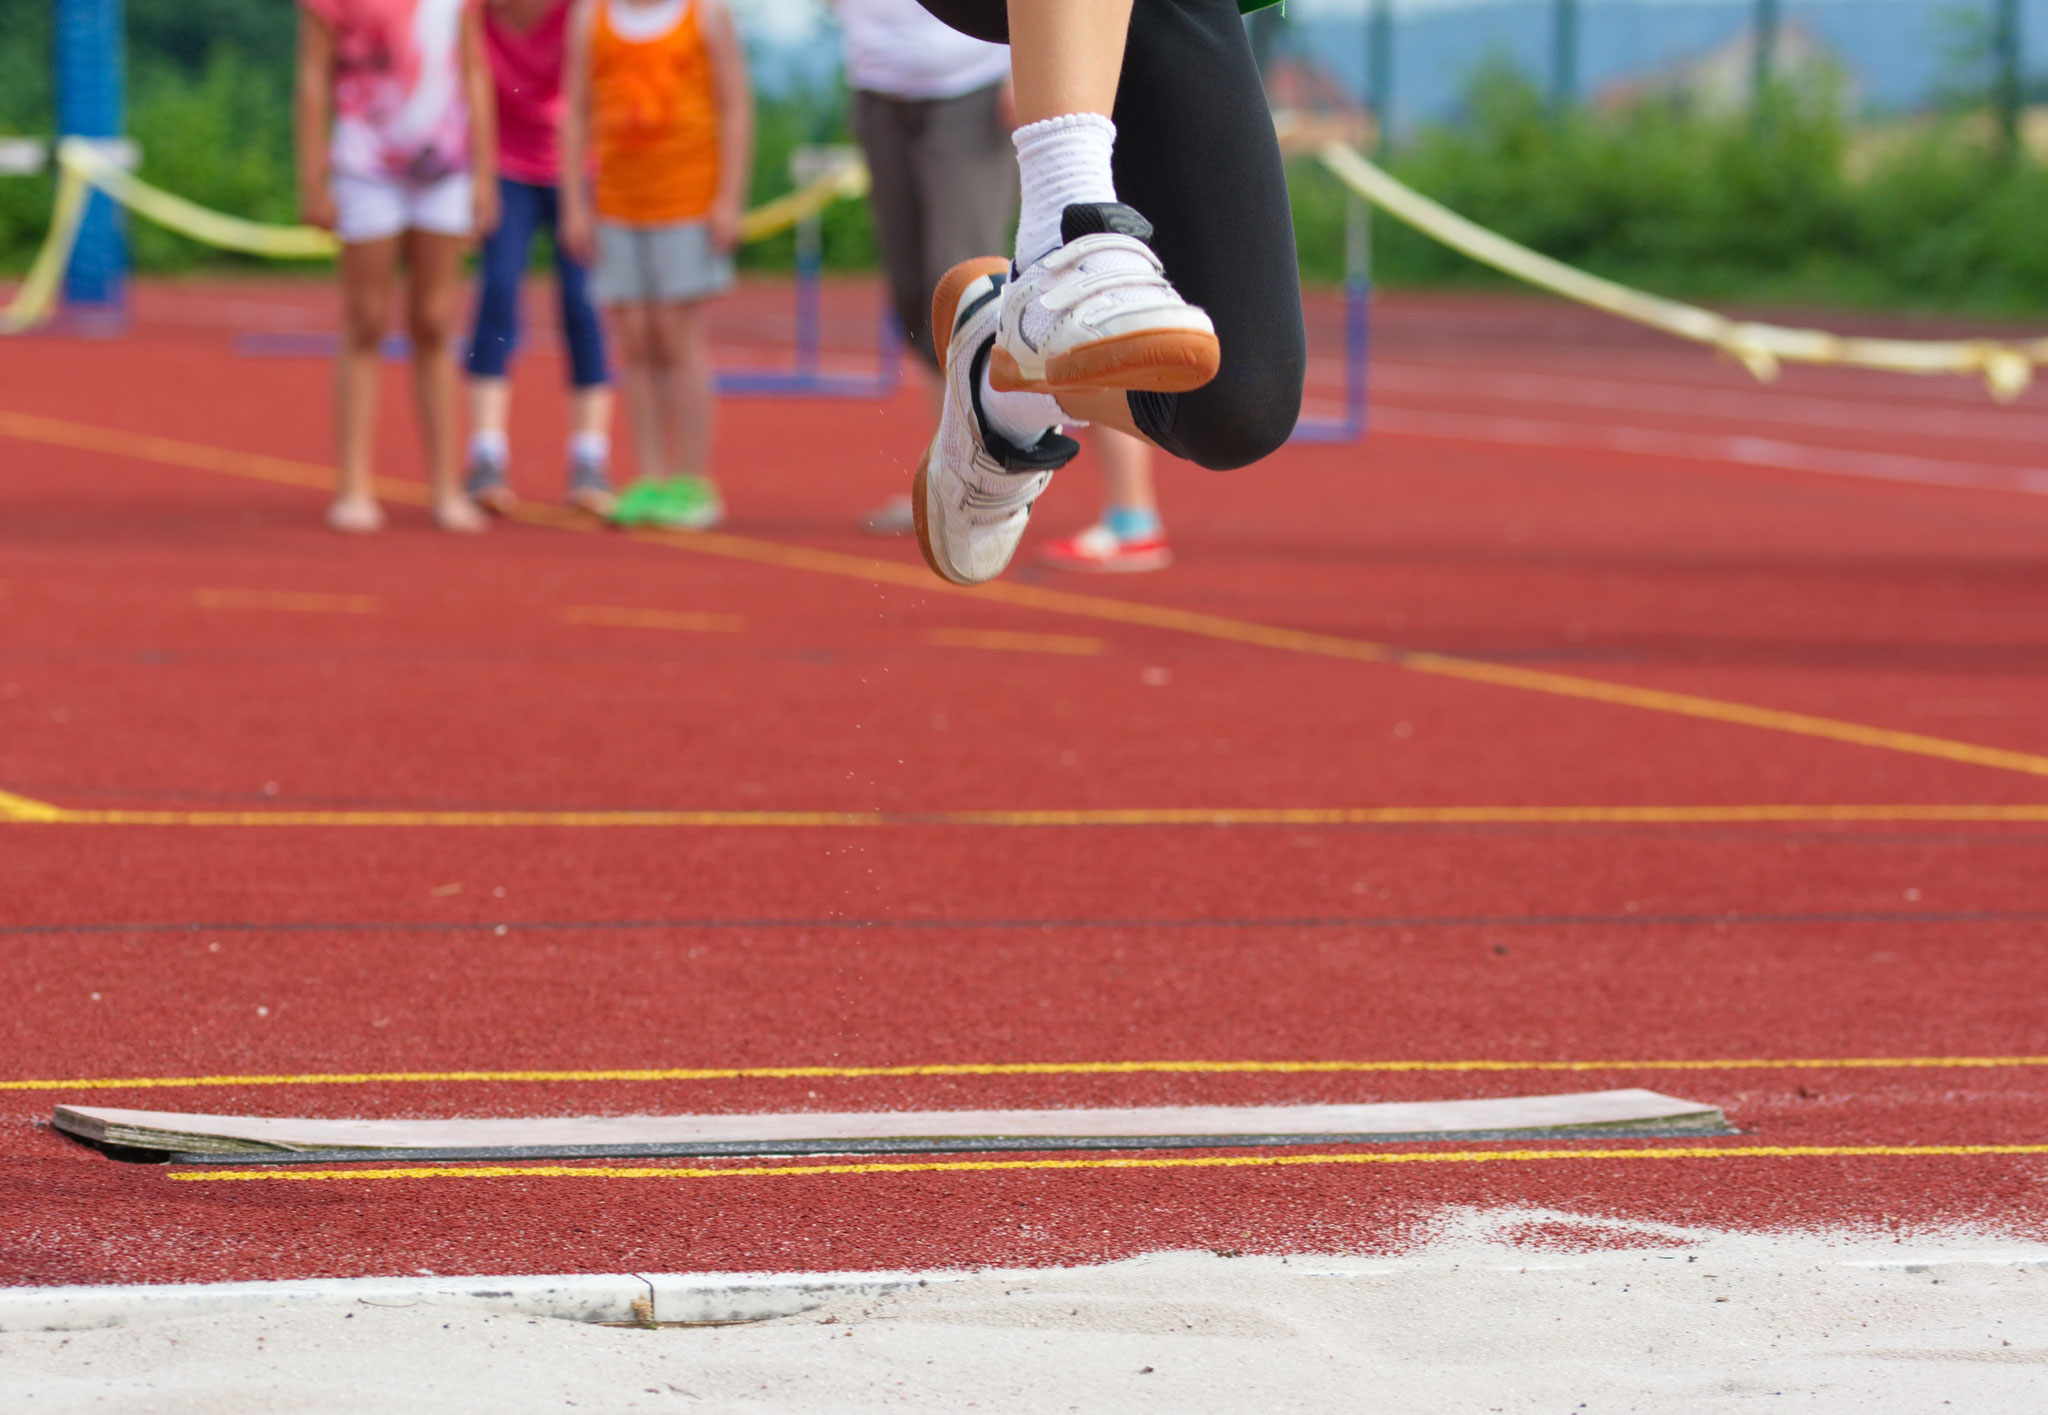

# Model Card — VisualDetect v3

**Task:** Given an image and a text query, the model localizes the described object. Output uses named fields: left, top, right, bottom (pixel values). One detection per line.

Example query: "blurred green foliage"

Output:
left=6, top=11, right=2048, bottom=314
left=1289, top=66, right=2048, bottom=314
left=0, top=1, right=878, bottom=278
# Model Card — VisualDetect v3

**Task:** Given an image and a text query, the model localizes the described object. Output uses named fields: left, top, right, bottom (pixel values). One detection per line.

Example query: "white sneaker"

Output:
left=992, top=203, right=1220, bottom=397
left=913, top=258, right=1080, bottom=586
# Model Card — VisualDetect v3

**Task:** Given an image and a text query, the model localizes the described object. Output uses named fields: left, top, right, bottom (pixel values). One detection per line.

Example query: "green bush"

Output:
left=126, top=51, right=297, bottom=272
left=1290, top=65, right=2048, bottom=315
left=738, top=81, right=877, bottom=275
left=11, top=24, right=2048, bottom=316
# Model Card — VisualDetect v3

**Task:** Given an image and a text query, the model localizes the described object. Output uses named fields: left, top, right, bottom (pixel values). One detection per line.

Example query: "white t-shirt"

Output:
left=837, top=0, right=1010, bottom=101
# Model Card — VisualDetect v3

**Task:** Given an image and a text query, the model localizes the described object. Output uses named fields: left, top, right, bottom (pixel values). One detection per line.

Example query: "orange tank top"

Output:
left=590, top=0, right=720, bottom=224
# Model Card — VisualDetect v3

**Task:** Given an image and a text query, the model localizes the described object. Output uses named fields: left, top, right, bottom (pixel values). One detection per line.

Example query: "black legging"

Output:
left=915, top=0, right=1306, bottom=469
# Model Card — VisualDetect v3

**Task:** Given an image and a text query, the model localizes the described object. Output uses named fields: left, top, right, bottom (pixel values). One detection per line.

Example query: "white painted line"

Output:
left=1368, top=361, right=2048, bottom=446
left=1366, top=405, right=2048, bottom=496
left=0, top=1269, right=947, bottom=1333
left=55, top=1090, right=1722, bottom=1155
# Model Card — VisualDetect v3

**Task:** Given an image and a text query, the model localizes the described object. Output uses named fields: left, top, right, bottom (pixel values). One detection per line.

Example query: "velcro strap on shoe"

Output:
left=969, top=335, right=1082, bottom=475
left=1061, top=202, right=1155, bottom=246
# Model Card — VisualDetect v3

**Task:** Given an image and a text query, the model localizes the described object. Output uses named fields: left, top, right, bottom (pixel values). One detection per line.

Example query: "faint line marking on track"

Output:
left=926, top=628, right=1106, bottom=656
left=167, top=1143, right=2048, bottom=1185
left=7, top=408, right=2048, bottom=781
left=4, top=794, right=2048, bottom=829
left=560, top=605, right=745, bottom=634
left=1366, top=405, right=2048, bottom=497
left=193, top=588, right=376, bottom=615
left=10, top=1054, right=2048, bottom=1093
left=0, top=789, right=67, bottom=823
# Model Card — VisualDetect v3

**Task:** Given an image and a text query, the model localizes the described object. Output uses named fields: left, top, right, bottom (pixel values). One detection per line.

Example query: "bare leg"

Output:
left=331, top=237, right=400, bottom=531
left=658, top=300, right=715, bottom=480
left=609, top=303, right=664, bottom=481
left=465, top=373, right=518, bottom=513
left=1090, top=424, right=1155, bottom=512
left=403, top=229, right=484, bottom=532
left=468, top=375, right=511, bottom=441
left=570, top=383, right=614, bottom=439
left=1007, top=0, right=1133, bottom=124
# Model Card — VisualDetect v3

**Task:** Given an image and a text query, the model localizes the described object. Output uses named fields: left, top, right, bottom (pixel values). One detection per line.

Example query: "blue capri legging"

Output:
left=465, top=176, right=609, bottom=387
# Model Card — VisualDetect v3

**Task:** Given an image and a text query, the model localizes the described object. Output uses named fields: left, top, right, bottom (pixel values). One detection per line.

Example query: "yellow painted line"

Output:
left=561, top=605, right=745, bottom=634
left=0, top=409, right=390, bottom=498
left=1397, top=652, right=2048, bottom=781
left=169, top=1143, right=2048, bottom=1184
left=7, top=408, right=2048, bottom=780
left=0, top=789, right=67, bottom=823
left=926, top=628, right=1107, bottom=656
left=5, top=800, right=2048, bottom=829
left=10, top=1054, right=2048, bottom=1093
left=193, top=588, right=376, bottom=615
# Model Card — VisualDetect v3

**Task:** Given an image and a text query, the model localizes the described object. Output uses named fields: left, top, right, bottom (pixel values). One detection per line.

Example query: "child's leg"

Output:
left=653, top=301, right=714, bottom=482
left=402, top=228, right=485, bottom=531
left=609, top=301, right=664, bottom=482
left=548, top=186, right=614, bottom=488
left=1093, top=424, right=1155, bottom=516
left=1039, top=426, right=1167, bottom=571
left=465, top=177, right=543, bottom=499
left=332, top=236, right=401, bottom=531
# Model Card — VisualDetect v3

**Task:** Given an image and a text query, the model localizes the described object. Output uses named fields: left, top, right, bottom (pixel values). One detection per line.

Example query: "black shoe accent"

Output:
left=1061, top=202, right=1155, bottom=247
left=954, top=270, right=1006, bottom=338
left=967, top=334, right=1080, bottom=475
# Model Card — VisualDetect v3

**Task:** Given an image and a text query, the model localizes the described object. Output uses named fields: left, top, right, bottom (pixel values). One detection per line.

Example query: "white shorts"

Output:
left=331, top=171, right=474, bottom=245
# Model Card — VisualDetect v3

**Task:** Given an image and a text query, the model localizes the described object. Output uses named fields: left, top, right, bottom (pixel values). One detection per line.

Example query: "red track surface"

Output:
left=3, top=278, right=2047, bottom=1286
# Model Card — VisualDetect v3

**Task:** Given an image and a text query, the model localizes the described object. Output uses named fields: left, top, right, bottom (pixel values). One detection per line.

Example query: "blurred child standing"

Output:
left=295, top=0, right=499, bottom=533
left=560, top=0, right=751, bottom=530
left=464, top=0, right=617, bottom=517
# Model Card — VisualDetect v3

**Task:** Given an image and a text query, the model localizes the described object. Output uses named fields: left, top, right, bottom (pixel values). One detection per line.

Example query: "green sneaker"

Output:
left=645, top=475, right=725, bottom=531
left=608, top=478, right=668, bottom=527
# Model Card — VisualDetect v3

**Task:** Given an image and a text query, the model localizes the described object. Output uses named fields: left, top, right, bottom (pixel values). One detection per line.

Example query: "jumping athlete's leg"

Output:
left=917, top=0, right=1302, bottom=469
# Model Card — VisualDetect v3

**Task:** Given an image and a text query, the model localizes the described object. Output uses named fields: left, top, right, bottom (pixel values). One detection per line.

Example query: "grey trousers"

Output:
left=851, top=82, right=1017, bottom=369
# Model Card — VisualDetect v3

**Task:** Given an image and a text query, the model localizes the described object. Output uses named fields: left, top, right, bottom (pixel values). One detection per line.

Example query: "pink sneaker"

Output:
left=1038, top=522, right=1173, bottom=573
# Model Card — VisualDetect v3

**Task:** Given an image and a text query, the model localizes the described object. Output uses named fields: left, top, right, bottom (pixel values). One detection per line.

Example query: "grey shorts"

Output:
left=593, top=219, right=735, bottom=305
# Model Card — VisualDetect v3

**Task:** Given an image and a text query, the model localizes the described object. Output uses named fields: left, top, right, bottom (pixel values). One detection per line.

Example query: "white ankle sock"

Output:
left=569, top=430, right=610, bottom=466
left=469, top=429, right=509, bottom=465
left=1012, top=113, right=1118, bottom=270
left=978, top=363, right=1066, bottom=450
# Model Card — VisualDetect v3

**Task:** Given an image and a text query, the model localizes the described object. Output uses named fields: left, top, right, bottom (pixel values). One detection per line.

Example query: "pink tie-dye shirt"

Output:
left=302, top=0, right=477, bottom=182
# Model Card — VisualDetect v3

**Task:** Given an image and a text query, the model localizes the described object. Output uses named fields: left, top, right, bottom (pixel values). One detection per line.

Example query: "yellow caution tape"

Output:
left=2, top=138, right=872, bottom=335
left=740, top=151, right=870, bottom=244
left=0, top=149, right=90, bottom=334
left=1318, top=141, right=2044, bottom=401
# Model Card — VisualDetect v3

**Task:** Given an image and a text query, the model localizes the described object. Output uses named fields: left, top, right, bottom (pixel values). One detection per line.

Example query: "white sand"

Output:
left=4, top=1209, right=2046, bottom=1413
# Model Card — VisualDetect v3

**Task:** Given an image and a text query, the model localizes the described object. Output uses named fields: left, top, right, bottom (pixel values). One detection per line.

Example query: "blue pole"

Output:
left=54, top=0, right=127, bottom=320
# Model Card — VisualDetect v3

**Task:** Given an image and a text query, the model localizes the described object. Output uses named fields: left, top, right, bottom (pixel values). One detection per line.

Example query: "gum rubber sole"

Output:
left=910, top=455, right=956, bottom=584
left=990, top=328, right=1222, bottom=396
left=913, top=257, right=1013, bottom=586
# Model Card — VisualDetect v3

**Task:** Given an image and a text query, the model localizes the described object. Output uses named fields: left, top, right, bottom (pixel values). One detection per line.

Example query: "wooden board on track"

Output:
left=54, top=1090, right=1729, bottom=1163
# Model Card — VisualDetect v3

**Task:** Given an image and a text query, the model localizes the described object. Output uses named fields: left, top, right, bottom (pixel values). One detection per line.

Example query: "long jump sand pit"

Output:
left=5, top=1213, right=2046, bottom=1412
